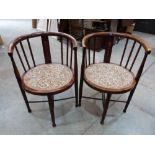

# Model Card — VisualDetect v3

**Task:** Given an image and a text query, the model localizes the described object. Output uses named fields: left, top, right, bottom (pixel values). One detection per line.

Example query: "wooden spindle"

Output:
left=27, top=39, right=36, bottom=67
left=93, top=37, right=96, bottom=64
left=125, top=41, right=136, bottom=68
left=70, top=42, right=73, bottom=69
left=60, top=36, right=63, bottom=64
left=85, top=49, right=88, bottom=67
left=129, top=44, right=141, bottom=71
left=41, top=35, right=51, bottom=64
left=15, top=46, right=26, bottom=72
left=20, top=41, right=31, bottom=69
left=88, top=39, right=90, bottom=65
left=104, top=35, right=114, bottom=63
left=66, top=38, right=69, bottom=66
left=120, top=38, right=129, bottom=66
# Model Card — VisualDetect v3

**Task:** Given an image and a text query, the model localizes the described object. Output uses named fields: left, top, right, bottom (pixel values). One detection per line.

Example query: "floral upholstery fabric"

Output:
left=22, top=64, right=73, bottom=93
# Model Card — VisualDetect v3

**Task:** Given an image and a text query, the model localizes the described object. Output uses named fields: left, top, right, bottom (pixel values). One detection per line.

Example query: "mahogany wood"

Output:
left=79, top=31, right=151, bottom=124
left=8, top=32, right=78, bottom=127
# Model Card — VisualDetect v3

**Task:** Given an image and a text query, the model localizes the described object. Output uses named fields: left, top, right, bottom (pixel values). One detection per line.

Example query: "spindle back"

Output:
left=8, top=32, right=77, bottom=78
left=82, top=32, right=151, bottom=81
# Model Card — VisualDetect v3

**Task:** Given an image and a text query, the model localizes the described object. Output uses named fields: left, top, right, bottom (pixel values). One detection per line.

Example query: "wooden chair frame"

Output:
left=79, top=32, right=151, bottom=124
left=8, top=32, right=78, bottom=127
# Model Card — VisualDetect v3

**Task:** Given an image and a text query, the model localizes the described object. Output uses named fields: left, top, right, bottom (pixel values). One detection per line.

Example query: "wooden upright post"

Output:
left=32, top=19, right=37, bottom=28
left=0, top=35, right=4, bottom=45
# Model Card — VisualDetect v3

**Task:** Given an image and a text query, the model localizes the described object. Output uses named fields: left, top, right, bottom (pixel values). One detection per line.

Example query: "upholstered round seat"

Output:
left=84, top=63, right=136, bottom=93
left=22, top=64, right=74, bottom=94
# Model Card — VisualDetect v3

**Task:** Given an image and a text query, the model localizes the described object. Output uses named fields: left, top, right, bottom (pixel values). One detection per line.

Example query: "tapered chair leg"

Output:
left=102, top=93, right=105, bottom=109
left=47, top=94, right=56, bottom=127
left=21, top=90, right=31, bottom=113
left=100, top=93, right=112, bottom=125
left=18, top=85, right=31, bottom=113
left=75, top=78, right=79, bottom=107
left=79, top=75, right=84, bottom=107
left=123, top=87, right=136, bottom=113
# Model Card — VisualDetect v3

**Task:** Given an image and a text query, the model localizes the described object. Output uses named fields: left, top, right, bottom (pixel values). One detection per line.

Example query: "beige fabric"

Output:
left=84, top=63, right=135, bottom=91
left=23, top=64, right=73, bottom=92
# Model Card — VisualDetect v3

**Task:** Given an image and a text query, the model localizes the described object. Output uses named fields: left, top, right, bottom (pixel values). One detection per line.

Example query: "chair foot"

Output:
left=79, top=71, right=84, bottom=108
left=48, top=95, right=56, bottom=128
left=100, top=93, right=111, bottom=125
left=75, top=104, right=78, bottom=107
left=52, top=123, right=56, bottom=127
left=123, top=87, right=136, bottom=113
left=28, top=109, right=32, bottom=113
left=20, top=88, right=32, bottom=113
left=123, top=109, right=126, bottom=113
left=100, top=120, right=104, bottom=125
left=78, top=98, right=82, bottom=107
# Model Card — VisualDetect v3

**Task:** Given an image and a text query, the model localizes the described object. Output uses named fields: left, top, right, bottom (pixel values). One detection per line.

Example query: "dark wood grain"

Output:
left=79, top=31, right=151, bottom=124
left=8, top=32, right=78, bottom=127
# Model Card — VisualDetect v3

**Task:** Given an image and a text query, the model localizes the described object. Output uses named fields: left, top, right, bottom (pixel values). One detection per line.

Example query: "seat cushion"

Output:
left=22, top=64, right=74, bottom=94
left=84, top=63, right=136, bottom=93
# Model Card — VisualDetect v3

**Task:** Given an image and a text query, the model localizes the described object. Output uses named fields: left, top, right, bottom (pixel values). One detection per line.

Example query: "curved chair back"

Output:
left=8, top=32, right=78, bottom=127
left=8, top=32, right=78, bottom=77
left=82, top=32, right=151, bottom=82
left=79, top=32, right=151, bottom=124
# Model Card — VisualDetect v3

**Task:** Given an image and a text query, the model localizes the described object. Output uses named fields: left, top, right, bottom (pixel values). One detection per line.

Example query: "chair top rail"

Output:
left=82, top=32, right=151, bottom=53
left=8, top=31, right=77, bottom=54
